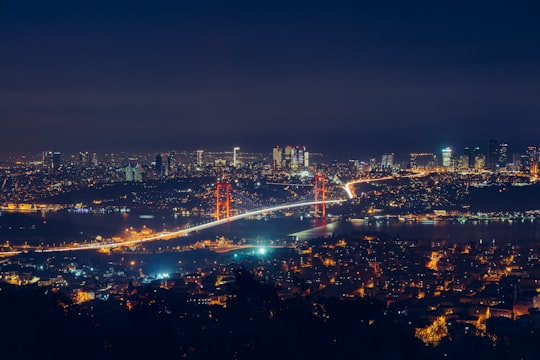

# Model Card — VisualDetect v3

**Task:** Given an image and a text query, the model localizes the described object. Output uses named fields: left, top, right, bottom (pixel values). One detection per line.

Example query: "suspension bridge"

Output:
left=0, top=171, right=428, bottom=255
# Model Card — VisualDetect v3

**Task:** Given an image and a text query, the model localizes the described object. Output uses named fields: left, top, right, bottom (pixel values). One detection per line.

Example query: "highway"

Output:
left=343, top=172, right=428, bottom=199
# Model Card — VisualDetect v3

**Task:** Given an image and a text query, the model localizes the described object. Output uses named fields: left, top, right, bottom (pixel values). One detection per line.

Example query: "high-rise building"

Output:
left=52, top=152, right=62, bottom=170
left=195, top=150, right=204, bottom=167
left=155, top=154, right=163, bottom=175
left=125, top=164, right=143, bottom=182
left=488, top=139, right=499, bottom=169
left=272, top=145, right=309, bottom=170
left=272, top=146, right=282, bottom=170
left=381, top=153, right=394, bottom=168
left=168, top=150, right=177, bottom=175
left=473, top=147, right=481, bottom=168
left=284, top=146, right=294, bottom=169
left=475, top=153, right=486, bottom=170
left=295, top=146, right=305, bottom=169
left=369, top=158, right=377, bottom=171
left=498, top=142, right=508, bottom=167
left=233, top=147, right=240, bottom=168
left=125, top=165, right=134, bottom=181
left=462, top=147, right=471, bottom=169
left=42, top=151, right=53, bottom=168
left=528, top=146, right=539, bottom=176
left=458, top=155, right=469, bottom=169
left=527, top=146, right=537, bottom=164
left=513, top=154, right=522, bottom=167
left=441, top=147, right=452, bottom=167
left=133, top=164, right=143, bottom=181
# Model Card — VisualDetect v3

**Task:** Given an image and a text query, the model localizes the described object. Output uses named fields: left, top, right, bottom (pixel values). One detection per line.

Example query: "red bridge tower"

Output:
left=215, top=181, right=231, bottom=220
left=314, top=173, right=326, bottom=218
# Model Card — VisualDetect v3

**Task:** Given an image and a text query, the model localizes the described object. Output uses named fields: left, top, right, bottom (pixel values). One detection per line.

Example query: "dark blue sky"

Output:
left=1, top=0, right=539, bottom=156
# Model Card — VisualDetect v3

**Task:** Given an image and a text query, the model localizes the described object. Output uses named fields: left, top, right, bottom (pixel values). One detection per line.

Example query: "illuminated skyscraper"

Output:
left=473, top=147, right=481, bottom=167
left=527, top=146, right=537, bottom=164
left=126, top=164, right=143, bottom=182
left=441, top=147, right=452, bottom=167
left=284, top=146, right=294, bottom=169
left=125, top=165, right=133, bottom=181
left=462, top=147, right=471, bottom=169
left=498, top=142, right=508, bottom=167
left=168, top=150, right=177, bottom=175
left=381, top=153, right=394, bottom=168
left=133, top=164, right=143, bottom=181
left=528, top=146, right=539, bottom=176
left=475, top=153, right=485, bottom=170
left=295, top=146, right=305, bottom=169
left=195, top=150, right=204, bottom=167
left=273, top=145, right=307, bottom=170
left=233, top=147, right=240, bottom=167
left=272, top=146, right=282, bottom=170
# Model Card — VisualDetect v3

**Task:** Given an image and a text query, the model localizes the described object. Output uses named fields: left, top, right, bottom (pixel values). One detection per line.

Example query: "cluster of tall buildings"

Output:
left=192, top=147, right=240, bottom=169
left=42, top=151, right=62, bottom=170
left=154, top=150, right=178, bottom=177
left=457, top=140, right=508, bottom=170
left=380, top=153, right=394, bottom=169
left=42, top=151, right=99, bottom=170
left=125, top=163, right=143, bottom=182
left=443, top=140, right=538, bottom=174
left=272, top=145, right=309, bottom=171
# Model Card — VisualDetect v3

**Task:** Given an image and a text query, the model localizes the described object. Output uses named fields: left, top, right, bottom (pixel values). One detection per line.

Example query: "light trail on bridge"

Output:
left=1, top=199, right=346, bottom=255
left=343, top=172, right=428, bottom=199
left=1, top=173, right=429, bottom=256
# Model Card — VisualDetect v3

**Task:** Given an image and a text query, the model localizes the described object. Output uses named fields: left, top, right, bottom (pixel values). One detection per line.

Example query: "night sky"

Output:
left=1, top=1, right=539, bottom=156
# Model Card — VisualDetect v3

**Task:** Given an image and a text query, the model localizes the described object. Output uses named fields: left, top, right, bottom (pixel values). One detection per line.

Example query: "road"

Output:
left=343, top=172, right=428, bottom=199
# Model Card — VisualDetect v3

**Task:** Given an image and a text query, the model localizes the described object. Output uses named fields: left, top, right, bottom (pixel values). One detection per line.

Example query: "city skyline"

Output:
left=1, top=1, right=539, bottom=155
left=3, top=138, right=538, bottom=166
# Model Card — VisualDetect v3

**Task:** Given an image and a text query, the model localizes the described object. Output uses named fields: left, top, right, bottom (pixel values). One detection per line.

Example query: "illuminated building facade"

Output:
left=474, top=153, right=485, bottom=170
left=125, top=164, right=143, bottom=182
left=168, top=150, right=177, bottom=175
left=381, top=153, right=394, bottom=169
left=441, top=147, right=452, bottom=167
left=195, top=150, right=204, bottom=167
left=272, top=146, right=282, bottom=170
left=498, top=142, right=508, bottom=167
left=233, top=147, right=240, bottom=168
left=273, top=145, right=308, bottom=171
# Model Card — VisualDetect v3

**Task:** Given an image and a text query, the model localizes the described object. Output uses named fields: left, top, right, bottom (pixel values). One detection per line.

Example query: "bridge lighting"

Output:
left=314, top=173, right=326, bottom=218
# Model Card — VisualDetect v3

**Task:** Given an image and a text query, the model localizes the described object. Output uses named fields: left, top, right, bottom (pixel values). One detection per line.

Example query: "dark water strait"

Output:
left=2, top=211, right=540, bottom=247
